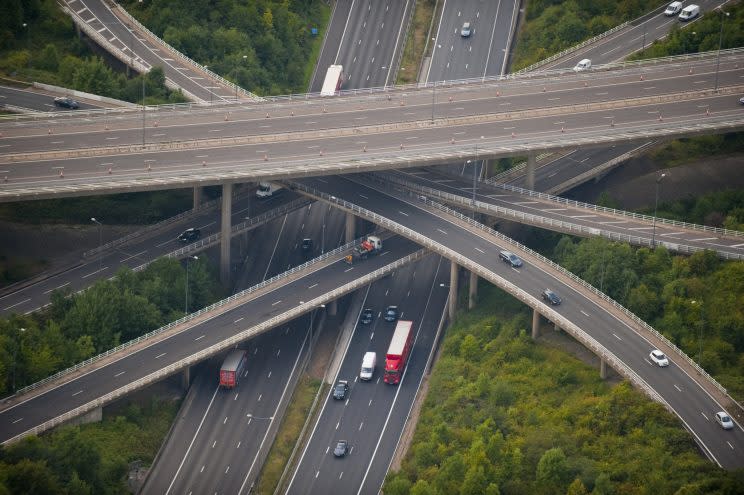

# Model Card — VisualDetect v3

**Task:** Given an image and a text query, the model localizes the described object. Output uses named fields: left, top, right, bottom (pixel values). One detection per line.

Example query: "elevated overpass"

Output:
left=1, top=50, right=743, bottom=201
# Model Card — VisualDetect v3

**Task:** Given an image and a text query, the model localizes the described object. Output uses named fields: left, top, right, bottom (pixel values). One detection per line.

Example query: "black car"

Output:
left=360, top=308, right=373, bottom=324
left=332, top=380, right=348, bottom=400
left=499, top=250, right=523, bottom=268
left=541, top=289, right=562, bottom=306
left=333, top=440, right=349, bottom=457
left=53, top=96, right=79, bottom=109
left=301, top=238, right=313, bottom=252
left=178, top=228, right=201, bottom=243
left=384, top=305, right=398, bottom=322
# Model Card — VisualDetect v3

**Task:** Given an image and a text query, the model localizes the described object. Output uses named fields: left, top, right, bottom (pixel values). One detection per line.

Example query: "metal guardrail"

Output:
left=289, top=180, right=669, bottom=403
left=355, top=174, right=732, bottom=401
left=6, top=246, right=427, bottom=444
left=372, top=172, right=744, bottom=260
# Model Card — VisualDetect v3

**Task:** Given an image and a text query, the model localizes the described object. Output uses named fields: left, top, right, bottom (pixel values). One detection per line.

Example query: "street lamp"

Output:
left=691, top=300, right=704, bottom=363
left=185, top=255, right=199, bottom=314
left=141, top=65, right=146, bottom=147
left=714, top=9, right=729, bottom=92
left=204, top=65, right=213, bottom=105
left=235, top=54, right=247, bottom=101
left=90, top=217, right=103, bottom=272
left=308, top=303, right=326, bottom=356
left=651, top=172, right=666, bottom=249
left=12, top=327, right=26, bottom=392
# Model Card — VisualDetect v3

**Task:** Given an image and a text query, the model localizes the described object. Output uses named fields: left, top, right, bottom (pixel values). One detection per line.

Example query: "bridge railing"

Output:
left=13, top=232, right=349, bottom=397
left=371, top=172, right=744, bottom=259
left=358, top=173, right=732, bottom=400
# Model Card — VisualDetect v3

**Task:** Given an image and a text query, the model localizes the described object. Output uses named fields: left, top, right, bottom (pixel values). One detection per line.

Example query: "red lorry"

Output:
left=384, top=320, right=414, bottom=385
left=219, top=349, right=247, bottom=389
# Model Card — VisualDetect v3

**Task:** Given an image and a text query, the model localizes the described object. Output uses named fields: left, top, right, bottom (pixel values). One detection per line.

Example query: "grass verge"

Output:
left=396, top=0, right=437, bottom=85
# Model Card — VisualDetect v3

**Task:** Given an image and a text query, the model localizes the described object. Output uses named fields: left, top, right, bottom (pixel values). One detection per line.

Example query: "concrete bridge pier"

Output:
left=181, top=366, right=191, bottom=390
left=193, top=186, right=202, bottom=211
left=328, top=300, right=337, bottom=316
left=600, top=359, right=609, bottom=379
left=531, top=308, right=541, bottom=339
left=526, top=152, right=536, bottom=190
left=468, top=271, right=478, bottom=309
left=448, top=263, right=459, bottom=319
left=345, top=212, right=355, bottom=243
left=220, top=183, right=233, bottom=287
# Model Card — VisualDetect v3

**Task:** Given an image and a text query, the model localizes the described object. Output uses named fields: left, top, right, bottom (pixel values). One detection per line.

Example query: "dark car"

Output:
left=384, top=305, right=399, bottom=322
left=499, top=250, right=523, bottom=268
left=541, top=289, right=562, bottom=306
left=332, top=380, right=348, bottom=400
left=360, top=308, right=374, bottom=325
left=333, top=440, right=349, bottom=457
left=178, top=228, right=201, bottom=243
left=301, top=238, right=313, bottom=253
left=53, top=96, right=79, bottom=109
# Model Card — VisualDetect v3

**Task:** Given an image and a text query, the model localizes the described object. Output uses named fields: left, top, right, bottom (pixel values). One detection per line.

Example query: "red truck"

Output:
left=219, top=349, right=247, bottom=389
left=384, top=320, right=414, bottom=385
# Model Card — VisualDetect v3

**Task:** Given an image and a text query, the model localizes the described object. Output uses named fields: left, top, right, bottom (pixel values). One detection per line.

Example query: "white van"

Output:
left=678, top=4, right=699, bottom=21
left=573, top=58, right=591, bottom=72
left=664, top=1, right=683, bottom=16
left=256, top=181, right=282, bottom=199
left=360, top=352, right=376, bottom=381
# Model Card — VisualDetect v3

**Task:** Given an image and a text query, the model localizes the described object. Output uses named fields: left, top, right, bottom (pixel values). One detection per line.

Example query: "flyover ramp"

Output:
left=0, top=236, right=426, bottom=445
left=291, top=174, right=744, bottom=469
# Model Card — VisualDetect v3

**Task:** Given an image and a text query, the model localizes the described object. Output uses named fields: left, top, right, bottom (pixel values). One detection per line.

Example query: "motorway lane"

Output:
left=0, top=235, right=424, bottom=445
left=287, top=255, right=449, bottom=494
left=538, top=0, right=731, bottom=71
left=388, top=168, right=744, bottom=257
left=299, top=174, right=744, bottom=469
left=334, top=0, right=412, bottom=90
left=427, top=0, right=519, bottom=82
left=3, top=54, right=741, bottom=150
left=0, top=86, right=101, bottom=112
left=0, top=191, right=311, bottom=317
left=310, top=1, right=354, bottom=94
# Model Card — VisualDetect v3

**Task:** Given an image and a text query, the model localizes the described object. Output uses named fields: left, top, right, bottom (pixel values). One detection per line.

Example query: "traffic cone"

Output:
left=154, top=121, right=159, bottom=127
left=266, top=112, right=270, bottom=118
left=640, top=75, right=644, bottom=81
left=264, top=154, right=268, bottom=161
left=319, top=149, right=324, bottom=156
left=58, top=169, right=63, bottom=177
left=363, top=146, right=367, bottom=152
left=400, top=143, right=404, bottom=149
left=496, top=90, right=500, bottom=97
left=225, top=113, right=229, bottom=121
left=202, top=160, right=206, bottom=167
left=561, top=126, right=565, bottom=133
left=48, top=128, right=52, bottom=134
left=511, top=132, right=516, bottom=138
left=658, top=114, right=663, bottom=121
left=108, top=167, right=112, bottom=174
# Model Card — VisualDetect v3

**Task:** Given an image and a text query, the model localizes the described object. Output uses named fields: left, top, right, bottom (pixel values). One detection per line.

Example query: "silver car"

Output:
left=649, top=349, right=669, bottom=367
left=715, top=411, right=734, bottom=430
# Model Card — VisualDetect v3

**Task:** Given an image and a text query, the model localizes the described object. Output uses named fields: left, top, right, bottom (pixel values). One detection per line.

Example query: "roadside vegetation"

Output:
left=0, top=396, right=179, bottom=494
left=396, top=0, right=436, bottom=85
left=0, top=0, right=186, bottom=105
left=119, top=0, right=330, bottom=95
left=384, top=275, right=744, bottom=495
left=0, top=257, right=222, bottom=397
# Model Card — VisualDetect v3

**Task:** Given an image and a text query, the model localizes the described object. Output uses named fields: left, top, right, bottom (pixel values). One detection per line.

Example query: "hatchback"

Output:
left=649, top=349, right=669, bottom=367
left=715, top=411, right=734, bottom=430
left=500, top=250, right=523, bottom=268
left=384, top=305, right=399, bottom=322
left=333, top=440, right=349, bottom=457
left=54, top=96, right=79, bottom=109
left=360, top=308, right=374, bottom=324
left=541, top=289, right=562, bottom=305
left=460, top=22, right=471, bottom=37
left=178, top=228, right=201, bottom=242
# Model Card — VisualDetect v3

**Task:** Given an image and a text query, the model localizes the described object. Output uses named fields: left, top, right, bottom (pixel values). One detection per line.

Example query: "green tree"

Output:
left=536, top=447, right=570, bottom=490
left=567, top=478, right=589, bottom=495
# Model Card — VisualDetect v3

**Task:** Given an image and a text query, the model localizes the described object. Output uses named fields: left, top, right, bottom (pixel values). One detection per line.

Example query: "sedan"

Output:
left=360, top=308, right=373, bottom=325
left=541, top=289, right=562, bottom=305
left=332, top=380, right=348, bottom=400
left=53, top=96, right=79, bottom=109
left=649, top=349, right=669, bottom=367
left=715, top=411, right=734, bottom=430
left=384, top=305, right=399, bottom=322
left=333, top=440, right=349, bottom=457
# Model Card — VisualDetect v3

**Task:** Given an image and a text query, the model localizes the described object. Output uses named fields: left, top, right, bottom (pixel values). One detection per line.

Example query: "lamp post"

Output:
left=691, top=300, right=704, bottom=363
left=714, top=10, right=729, bottom=92
left=204, top=65, right=213, bottom=105
left=235, top=55, right=247, bottom=101
left=431, top=80, right=436, bottom=123
left=308, top=303, right=326, bottom=356
left=651, top=172, right=666, bottom=249
left=12, top=327, right=26, bottom=392
left=141, top=65, right=146, bottom=147
left=90, top=217, right=103, bottom=272
left=185, top=255, right=199, bottom=314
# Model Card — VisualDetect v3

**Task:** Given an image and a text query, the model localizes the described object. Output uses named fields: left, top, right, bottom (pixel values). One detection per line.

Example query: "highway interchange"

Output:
left=2, top=0, right=744, bottom=492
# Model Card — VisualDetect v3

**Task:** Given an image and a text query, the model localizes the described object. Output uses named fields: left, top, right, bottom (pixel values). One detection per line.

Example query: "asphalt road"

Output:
left=0, top=86, right=100, bottom=112
left=310, top=0, right=412, bottom=92
left=2, top=55, right=742, bottom=200
left=286, top=255, right=449, bottom=495
left=427, top=0, right=519, bottom=82
left=298, top=173, right=744, bottom=470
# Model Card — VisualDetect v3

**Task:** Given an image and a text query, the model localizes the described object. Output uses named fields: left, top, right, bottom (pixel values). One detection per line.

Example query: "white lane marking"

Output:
left=690, top=237, right=717, bottom=241
left=398, top=211, right=409, bottom=216
left=194, top=335, right=205, bottom=341
left=308, top=283, right=318, bottom=289
left=234, top=317, right=244, bottom=323
left=474, top=247, right=485, bottom=254
left=359, top=422, right=364, bottom=430
left=358, top=194, right=369, bottom=199
left=336, top=421, right=340, bottom=430
left=436, top=228, right=447, bottom=235
left=674, top=385, right=682, bottom=392
left=12, top=418, right=23, bottom=424
left=44, top=282, right=70, bottom=294
left=612, top=333, right=622, bottom=341
left=258, top=394, right=262, bottom=401
left=701, top=412, right=709, bottom=420
left=82, top=267, right=108, bottom=278
left=727, top=441, right=734, bottom=450
left=225, top=466, right=230, bottom=474
left=272, top=300, right=282, bottom=306
left=277, top=349, right=281, bottom=357
left=268, top=371, right=272, bottom=378
left=155, top=352, right=166, bottom=359
left=119, top=250, right=147, bottom=262
left=72, top=390, right=83, bottom=397
left=580, top=310, right=590, bottom=317
left=315, top=471, right=320, bottom=478
left=224, top=416, right=228, bottom=424
left=115, top=371, right=125, bottom=377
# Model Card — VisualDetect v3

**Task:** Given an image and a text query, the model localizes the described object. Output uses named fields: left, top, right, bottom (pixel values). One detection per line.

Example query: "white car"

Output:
left=649, top=349, right=669, bottom=367
left=573, top=58, right=591, bottom=72
left=715, top=411, right=734, bottom=430
left=664, top=1, right=683, bottom=16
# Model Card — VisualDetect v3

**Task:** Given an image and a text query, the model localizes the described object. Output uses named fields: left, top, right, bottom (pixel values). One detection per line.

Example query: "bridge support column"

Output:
left=345, top=212, right=355, bottom=243
left=532, top=308, right=540, bottom=340
left=328, top=300, right=337, bottom=316
left=554, top=323, right=561, bottom=332
left=448, top=263, right=459, bottom=319
left=220, top=183, right=233, bottom=287
left=526, top=152, right=536, bottom=190
left=181, top=366, right=191, bottom=391
left=600, top=359, right=608, bottom=379
left=468, top=271, right=478, bottom=309
left=193, top=186, right=202, bottom=211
